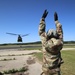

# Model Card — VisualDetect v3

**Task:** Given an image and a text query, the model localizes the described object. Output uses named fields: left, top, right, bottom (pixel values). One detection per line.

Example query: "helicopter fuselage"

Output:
left=17, top=35, right=22, bottom=42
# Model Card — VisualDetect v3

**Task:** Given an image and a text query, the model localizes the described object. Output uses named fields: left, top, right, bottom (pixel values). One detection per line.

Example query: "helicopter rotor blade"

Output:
left=21, top=34, right=29, bottom=37
left=6, top=32, right=18, bottom=36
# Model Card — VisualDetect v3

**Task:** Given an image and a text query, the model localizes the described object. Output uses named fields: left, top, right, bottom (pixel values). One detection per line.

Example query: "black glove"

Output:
left=42, top=9, right=48, bottom=19
left=54, top=12, right=58, bottom=21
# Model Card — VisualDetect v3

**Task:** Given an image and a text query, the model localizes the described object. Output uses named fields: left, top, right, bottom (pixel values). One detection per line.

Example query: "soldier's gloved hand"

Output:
left=42, top=9, right=48, bottom=19
left=54, top=12, right=58, bottom=21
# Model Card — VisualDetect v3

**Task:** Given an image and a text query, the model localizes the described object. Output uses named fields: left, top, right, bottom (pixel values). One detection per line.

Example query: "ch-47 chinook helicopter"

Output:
left=6, top=32, right=29, bottom=42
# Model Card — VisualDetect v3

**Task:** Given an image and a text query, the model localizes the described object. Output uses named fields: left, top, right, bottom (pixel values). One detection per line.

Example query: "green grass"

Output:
left=34, top=52, right=43, bottom=62
left=0, top=44, right=75, bottom=50
left=34, top=50, right=75, bottom=75
left=2, top=67, right=28, bottom=74
left=0, top=58, right=16, bottom=61
left=61, top=50, right=75, bottom=75
left=23, top=48, right=42, bottom=50
left=63, top=45, right=75, bottom=48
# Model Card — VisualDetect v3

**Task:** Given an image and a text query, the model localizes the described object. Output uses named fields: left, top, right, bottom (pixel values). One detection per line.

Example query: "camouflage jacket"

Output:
left=39, top=18, right=63, bottom=55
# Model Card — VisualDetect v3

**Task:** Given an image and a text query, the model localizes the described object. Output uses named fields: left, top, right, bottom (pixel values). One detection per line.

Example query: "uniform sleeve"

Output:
left=38, top=18, right=47, bottom=45
left=55, top=20, right=63, bottom=41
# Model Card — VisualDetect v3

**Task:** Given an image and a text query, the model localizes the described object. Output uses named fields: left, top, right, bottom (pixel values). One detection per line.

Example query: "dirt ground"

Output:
left=0, top=49, right=42, bottom=75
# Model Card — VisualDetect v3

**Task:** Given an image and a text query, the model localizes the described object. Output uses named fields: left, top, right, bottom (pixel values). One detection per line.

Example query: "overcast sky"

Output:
left=0, top=0, right=75, bottom=44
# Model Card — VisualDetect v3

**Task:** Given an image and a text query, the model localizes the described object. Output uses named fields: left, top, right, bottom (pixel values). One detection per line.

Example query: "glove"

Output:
left=42, top=9, right=48, bottom=19
left=54, top=12, right=58, bottom=21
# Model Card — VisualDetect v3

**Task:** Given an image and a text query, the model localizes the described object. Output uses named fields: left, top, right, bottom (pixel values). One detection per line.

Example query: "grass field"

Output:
left=0, top=44, right=75, bottom=49
left=63, top=44, right=75, bottom=48
left=34, top=50, right=75, bottom=75
left=61, top=50, right=75, bottom=75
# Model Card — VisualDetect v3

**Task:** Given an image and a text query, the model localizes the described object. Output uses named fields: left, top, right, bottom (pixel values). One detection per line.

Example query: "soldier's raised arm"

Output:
left=54, top=12, right=63, bottom=41
left=38, top=10, right=48, bottom=44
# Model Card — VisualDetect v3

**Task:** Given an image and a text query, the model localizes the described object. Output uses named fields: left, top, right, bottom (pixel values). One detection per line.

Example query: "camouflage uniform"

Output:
left=39, top=17, right=63, bottom=75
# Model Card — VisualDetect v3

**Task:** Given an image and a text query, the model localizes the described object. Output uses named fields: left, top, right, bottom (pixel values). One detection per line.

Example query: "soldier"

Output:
left=39, top=10, right=64, bottom=75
